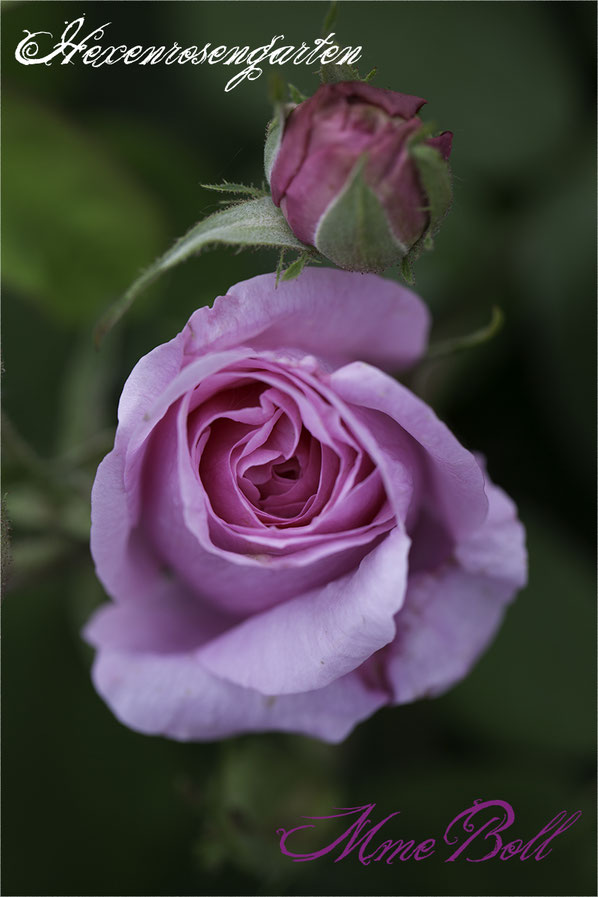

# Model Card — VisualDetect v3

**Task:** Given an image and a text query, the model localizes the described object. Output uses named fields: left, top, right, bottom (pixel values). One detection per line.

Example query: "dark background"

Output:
left=2, top=2, right=596, bottom=895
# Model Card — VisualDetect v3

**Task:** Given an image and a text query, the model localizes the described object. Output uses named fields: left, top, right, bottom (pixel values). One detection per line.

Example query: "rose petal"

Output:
left=197, top=527, right=410, bottom=694
left=280, top=144, right=365, bottom=246
left=91, top=351, right=255, bottom=603
left=455, top=474, right=527, bottom=589
left=324, top=81, right=427, bottom=119
left=184, top=268, right=430, bottom=372
left=144, top=403, right=388, bottom=614
left=270, top=82, right=426, bottom=205
left=90, top=447, right=158, bottom=602
left=89, top=649, right=387, bottom=743
left=83, top=579, right=233, bottom=654
left=384, top=478, right=527, bottom=704
left=426, top=130, right=453, bottom=162
left=115, top=332, right=186, bottom=444
left=329, top=362, right=488, bottom=539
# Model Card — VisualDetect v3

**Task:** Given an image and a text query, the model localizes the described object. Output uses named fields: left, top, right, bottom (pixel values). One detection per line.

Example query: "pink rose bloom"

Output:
left=267, top=81, right=453, bottom=271
left=85, top=269, right=526, bottom=743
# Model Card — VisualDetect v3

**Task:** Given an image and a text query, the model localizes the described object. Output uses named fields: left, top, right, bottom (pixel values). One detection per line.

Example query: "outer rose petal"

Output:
left=198, top=528, right=410, bottom=695
left=88, top=650, right=387, bottom=744
left=384, top=478, right=527, bottom=704
left=115, top=332, right=186, bottom=444
left=91, top=350, right=254, bottom=604
left=329, top=361, right=488, bottom=540
left=91, top=448, right=157, bottom=603
left=184, top=269, right=430, bottom=373
left=84, top=592, right=386, bottom=742
left=84, top=579, right=232, bottom=654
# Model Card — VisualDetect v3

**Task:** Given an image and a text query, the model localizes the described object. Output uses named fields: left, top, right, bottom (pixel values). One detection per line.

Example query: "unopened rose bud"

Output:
left=267, top=81, right=453, bottom=273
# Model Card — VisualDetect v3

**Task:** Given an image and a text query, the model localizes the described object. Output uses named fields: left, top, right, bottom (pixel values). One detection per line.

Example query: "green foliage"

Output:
left=320, top=0, right=339, bottom=39
left=320, top=61, right=361, bottom=84
left=2, top=93, right=164, bottom=326
left=95, top=196, right=312, bottom=344
left=287, top=83, right=308, bottom=104
left=200, top=181, right=267, bottom=198
left=263, top=110, right=284, bottom=184
left=410, top=143, right=453, bottom=235
left=400, top=141, right=453, bottom=279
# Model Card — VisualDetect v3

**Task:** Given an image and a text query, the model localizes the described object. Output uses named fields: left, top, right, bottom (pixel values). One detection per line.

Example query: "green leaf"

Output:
left=200, top=181, right=266, bottom=197
left=315, top=157, right=405, bottom=271
left=2, top=93, right=163, bottom=326
left=95, top=197, right=311, bottom=345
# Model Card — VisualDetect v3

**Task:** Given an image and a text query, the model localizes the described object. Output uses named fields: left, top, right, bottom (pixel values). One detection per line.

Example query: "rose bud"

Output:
left=85, top=269, right=526, bottom=744
left=266, top=81, right=453, bottom=272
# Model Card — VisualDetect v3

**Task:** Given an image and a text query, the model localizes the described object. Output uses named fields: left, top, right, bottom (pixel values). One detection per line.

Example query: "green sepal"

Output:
left=398, top=140, right=453, bottom=280
left=320, top=61, right=360, bottom=84
left=95, top=197, right=311, bottom=345
left=410, top=142, right=453, bottom=236
left=264, top=99, right=298, bottom=185
left=400, top=254, right=415, bottom=285
left=314, top=156, right=405, bottom=272
left=407, top=120, right=439, bottom=146
left=268, top=72, right=287, bottom=106
left=288, top=83, right=307, bottom=104
left=264, top=113, right=283, bottom=185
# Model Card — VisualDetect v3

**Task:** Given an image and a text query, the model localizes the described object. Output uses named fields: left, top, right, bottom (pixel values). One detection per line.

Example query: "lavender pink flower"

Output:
left=85, top=268, right=526, bottom=742
left=267, top=82, right=453, bottom=271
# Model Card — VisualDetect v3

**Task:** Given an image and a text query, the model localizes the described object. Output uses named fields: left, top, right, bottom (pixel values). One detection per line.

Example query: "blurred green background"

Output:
left=2, top=2, right=595, bottom=895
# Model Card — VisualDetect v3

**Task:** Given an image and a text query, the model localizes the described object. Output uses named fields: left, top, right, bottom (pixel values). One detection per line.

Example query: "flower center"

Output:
left=188, top=359, right=393, bottom=539
left=239, top=429, right=319, bottom=522
left=272, top=457, right=300, bottom=480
